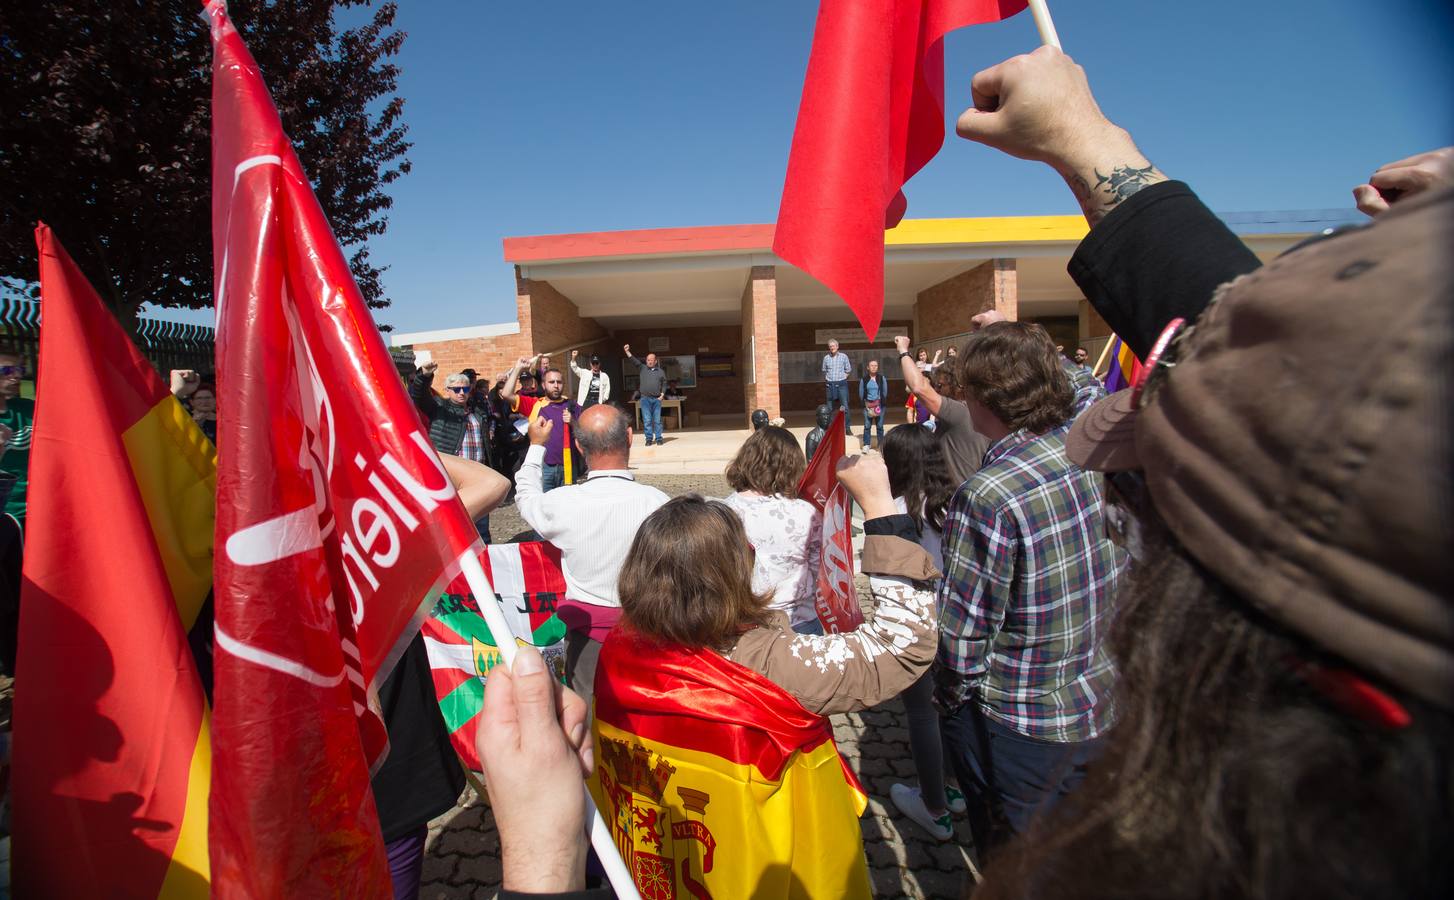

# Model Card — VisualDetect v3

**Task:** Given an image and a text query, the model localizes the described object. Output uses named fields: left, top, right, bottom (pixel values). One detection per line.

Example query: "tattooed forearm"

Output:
left=1068, top=162, right=1167, bottom=225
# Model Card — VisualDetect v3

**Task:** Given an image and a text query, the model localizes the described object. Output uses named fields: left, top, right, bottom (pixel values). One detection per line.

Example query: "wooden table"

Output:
left=631, top=398, right=685, bottom=431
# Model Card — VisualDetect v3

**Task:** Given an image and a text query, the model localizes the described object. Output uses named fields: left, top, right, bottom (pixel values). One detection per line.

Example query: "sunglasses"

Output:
left=0, top=365, right=26, bottom=377
left=447, top=386, right=470, bottom=394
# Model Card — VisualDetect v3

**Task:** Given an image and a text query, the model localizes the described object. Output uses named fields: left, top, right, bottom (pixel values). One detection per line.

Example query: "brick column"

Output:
left=912, top=258, right=1018, bottom=340
left=740, top=265, right=779, bottom=423
left=514, top=266, right=537, bottom=351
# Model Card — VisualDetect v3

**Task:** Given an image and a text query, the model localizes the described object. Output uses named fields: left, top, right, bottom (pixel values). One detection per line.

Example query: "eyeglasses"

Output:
left=0, top=365, right=26, bottom=377
left=1130, top=316, right=1191, bottom=410
left=447, top=386, right=470, bottom=394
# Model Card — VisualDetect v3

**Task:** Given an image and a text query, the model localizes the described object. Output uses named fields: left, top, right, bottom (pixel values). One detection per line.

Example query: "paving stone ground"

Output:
left=422, top=474, right=980, bottom=898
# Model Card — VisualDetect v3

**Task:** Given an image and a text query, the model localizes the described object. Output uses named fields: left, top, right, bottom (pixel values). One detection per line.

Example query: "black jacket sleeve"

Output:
left=408, top=370, right=440, bottom=421
left=1067, top=180, right=1262, bottom=359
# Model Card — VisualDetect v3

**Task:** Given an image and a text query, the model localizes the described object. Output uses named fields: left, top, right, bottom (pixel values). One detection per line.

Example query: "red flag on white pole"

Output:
left=204, top=2, right=477, bottom=894
left=798, top=408, right=846, bottom=512
left=795, top=410, right=862, bottom=632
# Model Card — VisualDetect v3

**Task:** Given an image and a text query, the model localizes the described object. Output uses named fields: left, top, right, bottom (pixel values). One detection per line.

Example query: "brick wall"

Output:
left=403, top=270, right=611, bottom=393
left=523, top=272, right=610, bottom=354
left=407, top=331, right=532, bottom=384
left=611, top=324, right=744, bottom=415
left=741, top=265, right=779, bottom=422
left=915, top=258, right=1018, bottom=339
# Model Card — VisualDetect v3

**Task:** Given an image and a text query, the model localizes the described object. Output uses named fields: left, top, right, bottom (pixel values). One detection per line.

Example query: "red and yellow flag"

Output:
left=591, top=629, right=871, bottom=899
left=11, top=225, right=215, bottom=898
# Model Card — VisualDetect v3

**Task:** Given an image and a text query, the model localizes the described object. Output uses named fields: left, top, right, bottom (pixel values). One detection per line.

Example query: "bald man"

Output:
left=515, top=404, right=669, bottom=706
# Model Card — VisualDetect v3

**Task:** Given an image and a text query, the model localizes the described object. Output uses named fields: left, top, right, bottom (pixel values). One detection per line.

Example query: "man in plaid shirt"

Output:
left=934, top=314, right=1128, bottom=854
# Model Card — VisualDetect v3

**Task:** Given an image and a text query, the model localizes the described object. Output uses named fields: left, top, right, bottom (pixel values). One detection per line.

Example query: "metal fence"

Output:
left=0, top=295, right=216, bottom=378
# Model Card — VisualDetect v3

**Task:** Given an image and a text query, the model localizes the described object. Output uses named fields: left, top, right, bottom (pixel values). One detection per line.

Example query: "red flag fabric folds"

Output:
left=774, top=0, right=1029, bottom=340
left=13, top=225, right=215, bottom=899
left=205, top=3, right=477, bottom=895
left=797, top=408, right=845, bottom=512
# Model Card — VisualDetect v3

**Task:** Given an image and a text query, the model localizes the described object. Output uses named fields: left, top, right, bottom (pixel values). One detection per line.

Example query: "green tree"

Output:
left=0, top=0, right=410, bottom=328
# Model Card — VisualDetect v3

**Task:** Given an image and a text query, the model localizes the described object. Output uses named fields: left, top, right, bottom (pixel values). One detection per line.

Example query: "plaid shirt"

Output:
left=935, top=365, right=1127, bottom=742
left=459, top=412, right=488, bottom=464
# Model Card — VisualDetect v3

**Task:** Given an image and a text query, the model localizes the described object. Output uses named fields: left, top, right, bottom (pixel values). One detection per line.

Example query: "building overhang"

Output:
left=497, top=210, right=1362, bottom=330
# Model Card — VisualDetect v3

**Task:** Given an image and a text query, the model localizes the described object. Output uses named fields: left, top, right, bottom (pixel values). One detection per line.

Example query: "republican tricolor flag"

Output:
left=1100, top=335, right=1144, bottom=393
left=12, top=225, right=216, bottom=898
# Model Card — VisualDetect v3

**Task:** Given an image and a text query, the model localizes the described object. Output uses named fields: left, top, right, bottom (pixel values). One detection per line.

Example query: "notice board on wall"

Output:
left=622, top=354, right=697, bottom=390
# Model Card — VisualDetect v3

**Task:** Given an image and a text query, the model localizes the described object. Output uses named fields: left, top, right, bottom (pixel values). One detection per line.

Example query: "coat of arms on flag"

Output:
left=591, top=630, right=872, bottom=899
left=423, top=541, right=569, bottom=770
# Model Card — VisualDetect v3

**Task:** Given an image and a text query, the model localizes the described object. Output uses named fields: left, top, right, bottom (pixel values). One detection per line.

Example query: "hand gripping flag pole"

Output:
left=455, top=552, right=642, bottom=900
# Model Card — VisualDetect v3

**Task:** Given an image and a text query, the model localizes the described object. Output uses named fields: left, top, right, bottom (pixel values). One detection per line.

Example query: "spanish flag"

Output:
left=591, top=629, right=872, bottom=899
left=11, top=225, right=215, bottom=898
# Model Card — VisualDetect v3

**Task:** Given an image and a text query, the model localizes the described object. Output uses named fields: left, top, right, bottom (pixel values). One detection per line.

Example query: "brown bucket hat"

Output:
left=1067, top=187, right=1454, bottom=712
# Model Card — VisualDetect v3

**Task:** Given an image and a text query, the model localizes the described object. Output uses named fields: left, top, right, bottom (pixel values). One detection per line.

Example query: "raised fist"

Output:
left=971, top=310, right=1006, bottom=331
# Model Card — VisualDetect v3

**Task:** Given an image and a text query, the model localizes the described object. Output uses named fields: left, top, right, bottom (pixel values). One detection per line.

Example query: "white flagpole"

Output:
left=1028, top=0, right=1063, bottom=50
left=456, top=549, right=643, bottom=900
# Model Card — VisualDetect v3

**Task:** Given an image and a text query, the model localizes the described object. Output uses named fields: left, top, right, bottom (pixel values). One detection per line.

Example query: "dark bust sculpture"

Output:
left=804, top=402, right=833, bottom=460
left=750, top=408, right=770, bottom=431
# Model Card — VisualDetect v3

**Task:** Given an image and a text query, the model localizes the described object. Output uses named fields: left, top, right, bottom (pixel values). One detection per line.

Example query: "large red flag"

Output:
left=13, top=225, right=215, bottom=898
left=205, top=2, right=477, bottom=895
left=773, top=0, right=1029, bottom=340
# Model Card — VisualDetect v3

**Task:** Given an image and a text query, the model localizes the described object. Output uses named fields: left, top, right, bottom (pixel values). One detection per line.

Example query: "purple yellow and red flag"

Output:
left=1100, top=335, right=1144, bottom=393
left=204, top=1, right=477, bottom=894
left=590, top=629, right=871, bottom=899
left=11, top=224, right=215, bottom=898
left=774, top=0, right=1030, bottom=340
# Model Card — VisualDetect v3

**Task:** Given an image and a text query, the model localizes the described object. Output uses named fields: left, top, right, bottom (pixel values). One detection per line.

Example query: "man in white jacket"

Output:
left=568, top=349, right=611, bottom=409
left=516, top=403, right=666, bottom=707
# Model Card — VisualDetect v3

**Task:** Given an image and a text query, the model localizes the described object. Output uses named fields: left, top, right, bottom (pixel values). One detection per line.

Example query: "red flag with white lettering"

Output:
left=795, top=410, right=861, bottom=632
left=813, top=483, right=863, bottom=633
left=205, top=3, right=477, bottom=895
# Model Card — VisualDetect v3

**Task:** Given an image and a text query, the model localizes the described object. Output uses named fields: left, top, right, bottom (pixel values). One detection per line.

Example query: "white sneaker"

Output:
left=889, top=783, right=953, bottom=841
left=945, top=785, right=968, bottom=815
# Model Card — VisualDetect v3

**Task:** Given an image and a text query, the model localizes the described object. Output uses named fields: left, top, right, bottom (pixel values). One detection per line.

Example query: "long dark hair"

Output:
left=881, top=424, right=954, bottom=534
left=974, top=509, right=1454, bottom=900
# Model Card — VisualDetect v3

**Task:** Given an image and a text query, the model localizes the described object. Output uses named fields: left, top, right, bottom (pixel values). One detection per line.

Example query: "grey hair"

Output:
left=445, top=373, right=470, bottom=387
left=576, top=406, right=631, bottom=458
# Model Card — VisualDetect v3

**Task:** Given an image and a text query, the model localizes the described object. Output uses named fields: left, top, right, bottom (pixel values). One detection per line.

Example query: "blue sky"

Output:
left=155, top=0, right=1454, bottom=332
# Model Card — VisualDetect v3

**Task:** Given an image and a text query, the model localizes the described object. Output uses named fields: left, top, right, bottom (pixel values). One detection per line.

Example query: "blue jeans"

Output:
left=640, top=396, right=663, bottom=443
left=542, top=463, right=565, bottom=492
left=941, top=702, right=1101, bottom=857
left=825, top=381, right=851, bottom=433
left=861, top=409, right=884, bottom=449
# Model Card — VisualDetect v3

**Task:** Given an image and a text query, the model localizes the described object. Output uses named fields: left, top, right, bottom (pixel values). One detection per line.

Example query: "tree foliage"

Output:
left=0, top=0, right=411, bottom=324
